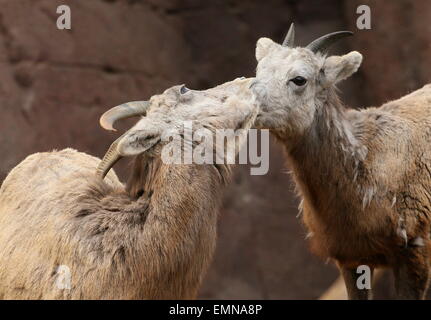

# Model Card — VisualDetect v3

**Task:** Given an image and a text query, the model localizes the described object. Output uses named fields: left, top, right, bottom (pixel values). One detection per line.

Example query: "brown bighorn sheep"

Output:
left=251, top=24, right=431, bottom=299
left=0, top=78, right=257, bottom=299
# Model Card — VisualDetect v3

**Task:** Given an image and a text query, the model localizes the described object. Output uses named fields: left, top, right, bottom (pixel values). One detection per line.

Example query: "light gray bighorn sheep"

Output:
left=0, top=78, right=257, bottom=299
left=251, top=23, right=431, bottom=299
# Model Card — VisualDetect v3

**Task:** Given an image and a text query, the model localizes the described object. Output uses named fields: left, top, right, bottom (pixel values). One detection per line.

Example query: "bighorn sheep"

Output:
left=0, top=78, right=257, bottom=299
left=251, top=24, right=431, bottom=299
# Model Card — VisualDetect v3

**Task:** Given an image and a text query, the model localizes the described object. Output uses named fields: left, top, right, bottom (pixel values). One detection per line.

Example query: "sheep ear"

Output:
left=323, top=51, right=362, bottom=84
left=256, top=37, right=277, bottom=61
left=117, top=129, right=161, bottom=156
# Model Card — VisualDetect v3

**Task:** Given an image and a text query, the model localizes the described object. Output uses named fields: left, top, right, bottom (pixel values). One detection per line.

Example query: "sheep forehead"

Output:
left=258, top=47, right=322, bottom=80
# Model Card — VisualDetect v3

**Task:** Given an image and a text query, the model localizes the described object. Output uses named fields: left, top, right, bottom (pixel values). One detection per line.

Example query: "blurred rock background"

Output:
left=0, top=0, right=429, bottom=299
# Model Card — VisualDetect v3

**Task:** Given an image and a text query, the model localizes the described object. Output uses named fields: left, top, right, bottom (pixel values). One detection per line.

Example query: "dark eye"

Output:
left=180, top=85, right=190, bottom=94
left=290, top=76, right=307, bottom=86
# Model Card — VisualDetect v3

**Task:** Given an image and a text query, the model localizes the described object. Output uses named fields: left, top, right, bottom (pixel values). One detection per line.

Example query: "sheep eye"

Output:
left=180, top=85, right=190, bottom=94
left=290, top=76, right=307, bottom=86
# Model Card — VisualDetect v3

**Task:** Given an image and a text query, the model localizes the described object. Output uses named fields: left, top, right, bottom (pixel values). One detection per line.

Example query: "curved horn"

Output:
left=306, top=31, right=353, bottom=53
left=99, top=101, right=150, bottom=131
left=96, top=134, right=125, bottom=179
left=282, top=23, right=295, bottom=47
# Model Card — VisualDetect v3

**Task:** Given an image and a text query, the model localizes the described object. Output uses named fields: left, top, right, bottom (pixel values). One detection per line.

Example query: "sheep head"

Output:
left=96, top=77, right=257, bottom=178
left=251, top=23, right=362, bottom=139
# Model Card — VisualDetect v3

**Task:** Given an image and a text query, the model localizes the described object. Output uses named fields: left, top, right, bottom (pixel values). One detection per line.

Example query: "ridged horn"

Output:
left=282, top=23, right=295, bottom=47
left=96, top=134, right=125, bottom=179
left=306, top=31, right=353, bottom=53
left=99, top=101, right=150, bottom=131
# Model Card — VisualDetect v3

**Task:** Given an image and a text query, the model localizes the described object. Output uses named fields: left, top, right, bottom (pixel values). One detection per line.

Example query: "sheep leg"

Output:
left=393, top=248, right=430, bottom=299
left=340, top=266, right=374, bottom=300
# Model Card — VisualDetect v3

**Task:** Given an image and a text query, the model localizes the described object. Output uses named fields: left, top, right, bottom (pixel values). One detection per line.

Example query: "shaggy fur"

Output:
left=252, top=37, right=431, bottom=299
left=0, top=78, right=257, bottom=299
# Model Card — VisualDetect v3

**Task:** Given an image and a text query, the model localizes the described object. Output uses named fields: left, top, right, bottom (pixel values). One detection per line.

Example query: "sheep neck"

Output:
left=284, top=89, right=366, bottom=217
